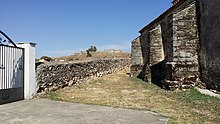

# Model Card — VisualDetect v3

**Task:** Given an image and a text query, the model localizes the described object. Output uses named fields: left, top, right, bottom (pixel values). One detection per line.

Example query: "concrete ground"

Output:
left=0, top=99, right=168, bottom=124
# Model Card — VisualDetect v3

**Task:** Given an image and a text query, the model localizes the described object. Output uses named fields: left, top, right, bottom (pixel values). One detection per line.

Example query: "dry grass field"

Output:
left=53, top=51, right=130, bottom=61
left=40, top=67, right=220, bottom=124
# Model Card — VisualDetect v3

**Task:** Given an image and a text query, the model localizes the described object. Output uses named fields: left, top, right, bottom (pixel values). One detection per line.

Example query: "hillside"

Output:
left=53, top=50, right=130, bottom=61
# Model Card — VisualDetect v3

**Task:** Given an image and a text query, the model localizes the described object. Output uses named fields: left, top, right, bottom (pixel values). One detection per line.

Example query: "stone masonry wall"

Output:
left=139, top=14, right=171, bottom=84
left=198, top=0, right=220, bottom=91
left=132, top=0, right=220, bottom=91
left=148, top=24, right=167, bottom=87
left=36, top=58, right=130, bottom=93
left=130, top=37, right=143, bottom=77
left=139, top=29, right=152, bottom=82
left=149, top=25, right=165, bottom=66
left=166, top=1, right=200, bottom=89
left=136, top=0, right=201, bottom=89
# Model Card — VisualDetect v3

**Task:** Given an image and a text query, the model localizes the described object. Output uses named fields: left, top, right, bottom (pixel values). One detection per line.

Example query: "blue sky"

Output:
left=0, top=0, right=172, bottom=58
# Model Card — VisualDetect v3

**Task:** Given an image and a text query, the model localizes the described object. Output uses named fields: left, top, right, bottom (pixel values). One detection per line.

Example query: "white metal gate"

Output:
left=0, top=30, right=24, bottom=105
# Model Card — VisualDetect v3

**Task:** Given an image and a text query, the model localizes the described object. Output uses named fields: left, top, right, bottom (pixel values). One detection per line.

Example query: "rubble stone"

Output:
left=36, top=58, right=130, bottom=93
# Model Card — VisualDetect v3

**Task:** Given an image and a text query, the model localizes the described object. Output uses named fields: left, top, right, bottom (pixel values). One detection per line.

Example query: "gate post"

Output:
left=16, top=42, right=37, bottom=100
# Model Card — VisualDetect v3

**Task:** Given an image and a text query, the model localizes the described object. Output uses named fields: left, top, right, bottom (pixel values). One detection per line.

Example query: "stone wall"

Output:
left=141, top=24, right=168, bottom=87
left=130, top=37, right=143, bottom=77
left=136, top=0, right=202, bottom=89
left=166, top=1, right=200, bottom=89
left=198, top=0, right=220, bottom=91
left=36, top=58, right=130, bottom=93
left=131, top=0, right=220, bottom=91
left=149, top=25, right=165, bottom=66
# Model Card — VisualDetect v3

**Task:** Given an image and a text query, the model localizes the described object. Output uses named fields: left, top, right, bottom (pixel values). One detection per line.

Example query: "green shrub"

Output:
left=40, top=56, right=53, bottom=61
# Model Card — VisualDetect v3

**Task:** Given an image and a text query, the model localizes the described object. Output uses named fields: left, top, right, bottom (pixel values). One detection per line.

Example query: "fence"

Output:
left=0, top=44, right=24, bottom=104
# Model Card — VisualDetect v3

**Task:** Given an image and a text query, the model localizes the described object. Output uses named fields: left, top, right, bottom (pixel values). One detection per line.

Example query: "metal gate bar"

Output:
left=0, top=45, right=24, bottom=104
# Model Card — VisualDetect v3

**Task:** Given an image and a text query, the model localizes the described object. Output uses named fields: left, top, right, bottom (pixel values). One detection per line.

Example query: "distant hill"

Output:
left=53, top=50, right=130, bottom=61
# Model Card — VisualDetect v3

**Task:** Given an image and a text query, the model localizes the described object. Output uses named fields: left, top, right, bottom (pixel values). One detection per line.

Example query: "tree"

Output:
left=86, top=50, right=92, bottom=57
left=92, top=46, right=97, bottom=52
left=87, top=46, right=97, bottom=52
left=86, top=45, right=97, bottom=57
left=40, top=56, right=53, bottom=61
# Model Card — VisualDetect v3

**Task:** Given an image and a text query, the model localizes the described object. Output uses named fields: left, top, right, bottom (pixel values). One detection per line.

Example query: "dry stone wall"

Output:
left=36, top=58, right=130, bottom=93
